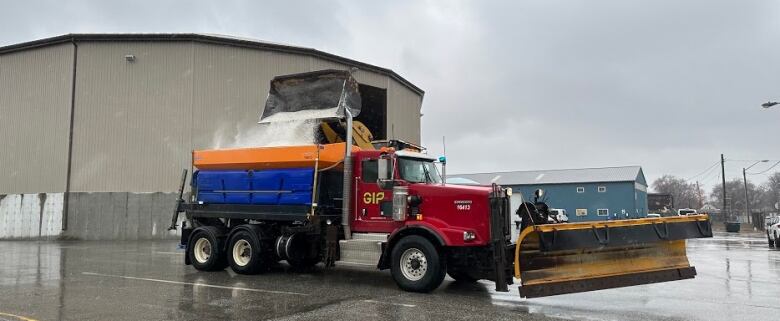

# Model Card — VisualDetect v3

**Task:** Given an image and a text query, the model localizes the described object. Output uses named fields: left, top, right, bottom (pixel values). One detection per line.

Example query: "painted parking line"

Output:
left=0, top=312, right=38, bottom=321
left=362, top=299, right=416, bottom=308
left=81, top=272, right=308, bottom=296
left=152, top=251, right=184, bottom=255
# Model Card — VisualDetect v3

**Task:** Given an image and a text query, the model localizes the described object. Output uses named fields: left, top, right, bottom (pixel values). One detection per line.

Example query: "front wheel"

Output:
left=391, top=236, right=446, bottom=293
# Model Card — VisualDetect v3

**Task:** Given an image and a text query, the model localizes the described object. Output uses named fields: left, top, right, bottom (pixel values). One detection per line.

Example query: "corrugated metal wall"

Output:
left=190, top=43, right=312, bottom=151
left=1, top=40, right=422, bottom=194
left=0, top=43, right=74, bottom=194
left=70, top=42, right=194, bottom=192
left=387, top=80, right=423, bottom=142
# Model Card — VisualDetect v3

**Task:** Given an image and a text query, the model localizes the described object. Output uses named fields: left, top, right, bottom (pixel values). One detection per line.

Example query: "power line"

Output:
left=698, top=165, right=721, bottom=183
left=726, top=159, right=780, bottom=162
left=686, top=161, right=720, bottom=181
left=747, top=160, right=780, bottom=175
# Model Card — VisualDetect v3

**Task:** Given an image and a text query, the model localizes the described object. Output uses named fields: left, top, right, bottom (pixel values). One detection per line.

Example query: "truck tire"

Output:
left=447, top=270, right=478, bottom=283
left=391, top=235, right=446, bottom=293
left=228, top=230, right=267, bottom=274
left=188, top=228, right=227, bottom=271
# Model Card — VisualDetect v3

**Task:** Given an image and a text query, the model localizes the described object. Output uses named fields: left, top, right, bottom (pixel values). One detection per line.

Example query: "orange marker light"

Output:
left=416, top=214, right=423, bottom=221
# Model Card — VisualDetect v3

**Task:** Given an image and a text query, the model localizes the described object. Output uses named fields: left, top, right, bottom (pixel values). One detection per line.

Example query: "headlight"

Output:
left=505, top=187, right=512, bottom=196
left=463, top=231, right=476, bottom=241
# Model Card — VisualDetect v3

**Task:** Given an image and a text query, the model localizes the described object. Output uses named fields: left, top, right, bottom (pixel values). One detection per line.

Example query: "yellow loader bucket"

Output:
left=515, top=215, right=712, bottom=298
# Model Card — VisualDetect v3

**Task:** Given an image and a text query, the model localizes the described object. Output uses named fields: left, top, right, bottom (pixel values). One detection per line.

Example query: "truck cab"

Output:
left=347, top=148, right=513, bottom=290
left=352, top=149, right=496, bottom=246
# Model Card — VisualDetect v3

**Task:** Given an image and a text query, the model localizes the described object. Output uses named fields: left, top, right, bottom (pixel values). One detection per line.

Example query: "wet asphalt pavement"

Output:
left=0, top=233, right=778, bottom=321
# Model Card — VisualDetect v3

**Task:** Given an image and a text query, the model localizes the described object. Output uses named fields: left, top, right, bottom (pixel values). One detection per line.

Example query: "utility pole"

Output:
left=721, top=154, right=728, bottom=221
left=743, top=168, right=750, bottom=225
left=742, top=160, right=768, bottom=226
left=696, top=181, right=703, bottom=209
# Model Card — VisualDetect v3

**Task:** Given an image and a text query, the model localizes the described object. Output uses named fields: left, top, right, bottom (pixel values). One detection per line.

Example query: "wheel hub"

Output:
left=193, top=238, right=212, bottom=264
left=400, top=248, right=428, bottom=281
left=232, top=239, right=252, bottom=267
left=410, top=258, right=421, bottom=270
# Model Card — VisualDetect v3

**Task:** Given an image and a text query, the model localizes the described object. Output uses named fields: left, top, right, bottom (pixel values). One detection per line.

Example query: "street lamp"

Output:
left=743, top=160, right=769, bottom=225
left=762, top=101, right=779, bottom=108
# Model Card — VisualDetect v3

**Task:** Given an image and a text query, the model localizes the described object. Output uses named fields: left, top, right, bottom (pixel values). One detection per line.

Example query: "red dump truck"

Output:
left=170, top=70, right=713, bottom=297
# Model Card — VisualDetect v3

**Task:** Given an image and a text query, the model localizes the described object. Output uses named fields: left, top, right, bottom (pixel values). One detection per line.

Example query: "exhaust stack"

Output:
left=342, top=108, right=354, bottom=239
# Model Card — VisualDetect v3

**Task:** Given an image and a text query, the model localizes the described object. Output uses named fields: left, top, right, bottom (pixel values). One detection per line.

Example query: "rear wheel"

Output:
left=228, top=230, right=267, bottom=274
left=391, top=236, right=446, bottom=292
left=188, top=228, right=227, bottom=271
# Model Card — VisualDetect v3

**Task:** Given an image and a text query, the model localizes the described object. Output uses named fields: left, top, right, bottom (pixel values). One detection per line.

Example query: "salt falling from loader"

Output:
left=211, top=119, right=320, bottom=149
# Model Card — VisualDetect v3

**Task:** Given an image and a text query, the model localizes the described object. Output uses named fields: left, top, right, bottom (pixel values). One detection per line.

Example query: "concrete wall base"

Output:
left=0, top=192, right=182, bottom=241
left=0, top=193, right=64, bottom=239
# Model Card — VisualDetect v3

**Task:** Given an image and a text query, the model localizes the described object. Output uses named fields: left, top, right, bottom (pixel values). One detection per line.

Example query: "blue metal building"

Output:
left=454, top=166, right=648, bottom=222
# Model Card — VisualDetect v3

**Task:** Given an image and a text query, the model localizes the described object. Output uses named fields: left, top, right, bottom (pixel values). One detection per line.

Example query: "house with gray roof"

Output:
left=453, top=166, right=648, bottom=222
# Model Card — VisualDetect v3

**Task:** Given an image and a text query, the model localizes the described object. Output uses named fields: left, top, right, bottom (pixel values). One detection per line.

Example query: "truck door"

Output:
left=352, top=157, right=398, bottom=233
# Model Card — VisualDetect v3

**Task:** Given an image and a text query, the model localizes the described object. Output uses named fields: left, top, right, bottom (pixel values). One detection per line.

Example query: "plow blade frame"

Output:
left=515, top=215, right=712, bottom=298
left=520, top=266, right=697, bottom=298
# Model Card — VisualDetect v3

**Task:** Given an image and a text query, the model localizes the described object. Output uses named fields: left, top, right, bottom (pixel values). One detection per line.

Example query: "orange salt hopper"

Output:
left=192, top=143, right=360, bottom=170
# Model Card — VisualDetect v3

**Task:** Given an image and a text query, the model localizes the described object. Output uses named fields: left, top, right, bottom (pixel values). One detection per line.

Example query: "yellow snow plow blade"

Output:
left=515, top=214, right=712, bottom=298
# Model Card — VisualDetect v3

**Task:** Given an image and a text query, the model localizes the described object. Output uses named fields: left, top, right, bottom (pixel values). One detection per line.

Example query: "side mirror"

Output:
left=378, top=158, right=391, bottom=180
left=377, top=157, right=395, bottom=189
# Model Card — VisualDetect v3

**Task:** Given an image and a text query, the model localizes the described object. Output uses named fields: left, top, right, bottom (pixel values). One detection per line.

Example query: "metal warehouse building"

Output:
left=455, top=166, right=649, bottom=222
left=0, top=33, right=423, bottom=240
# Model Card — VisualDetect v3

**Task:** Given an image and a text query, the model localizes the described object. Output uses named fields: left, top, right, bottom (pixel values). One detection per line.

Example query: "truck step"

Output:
left=338, top=235, right=387, bottom=266
left=350, top=233, right=389, bottom=242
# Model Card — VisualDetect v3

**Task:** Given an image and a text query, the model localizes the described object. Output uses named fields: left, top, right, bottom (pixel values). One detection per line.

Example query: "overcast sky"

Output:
left=2, top=0, right=778, bottom=192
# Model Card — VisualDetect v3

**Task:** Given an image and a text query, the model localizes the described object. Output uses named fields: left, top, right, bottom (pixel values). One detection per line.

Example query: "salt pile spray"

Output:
left=212, top=119, right=320, bottom=149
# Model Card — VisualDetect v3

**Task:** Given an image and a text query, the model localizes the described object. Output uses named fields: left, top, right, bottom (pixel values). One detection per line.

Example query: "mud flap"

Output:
left=490, top=185, right=512, bottom=292
left=515, top=215, right=712, bottom=298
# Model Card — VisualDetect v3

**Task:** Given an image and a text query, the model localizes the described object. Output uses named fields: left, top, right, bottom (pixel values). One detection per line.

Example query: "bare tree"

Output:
left=761, top=172, right=780, bottom=211
left=652, top=175, right=703, bottom=209
left=709, top=178, right=763, bottom=213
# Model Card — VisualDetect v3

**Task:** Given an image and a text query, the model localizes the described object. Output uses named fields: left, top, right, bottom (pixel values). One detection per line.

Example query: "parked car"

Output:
left=677, top=208, right=698, bottom=216
left=766, top=216, right=780, bottom=248
left=548, top=208, right=569, bottom=223
left=647, top=213, right=662, bottom=218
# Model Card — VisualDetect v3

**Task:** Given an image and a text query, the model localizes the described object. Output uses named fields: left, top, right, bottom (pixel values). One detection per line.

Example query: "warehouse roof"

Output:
left=0, top=33, right=423, bottom=96
left=453, top=166, right=646, bottom=186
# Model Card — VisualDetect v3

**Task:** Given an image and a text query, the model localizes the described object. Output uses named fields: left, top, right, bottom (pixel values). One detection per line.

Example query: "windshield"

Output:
left=398, top=157, right=442, bottom=184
